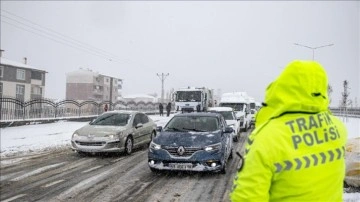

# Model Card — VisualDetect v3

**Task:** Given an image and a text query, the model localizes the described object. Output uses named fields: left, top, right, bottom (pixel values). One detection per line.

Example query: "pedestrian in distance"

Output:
left=104, top=104, right=108, bottom=112
left=166, top=102, right=171, bottom=117
left=230, top=60, right=347, bottom=202
left=159, top=103, right=164, bottom=116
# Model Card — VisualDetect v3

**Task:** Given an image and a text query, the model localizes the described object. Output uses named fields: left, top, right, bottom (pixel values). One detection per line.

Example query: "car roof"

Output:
left=103, top=110, right=140, bottom=115
left=208, top=107, right=234, bottom=112
left=174, top=112, right=221, bottom=118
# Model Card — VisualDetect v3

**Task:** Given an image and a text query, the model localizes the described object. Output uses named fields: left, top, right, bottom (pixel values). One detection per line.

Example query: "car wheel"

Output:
left=76, top=151, right=87, bottom=157
left=125, top=136, right=133, bottom=155
left=150, top=167, right=158, bottom=173
left=229, top=148, right=233, bottom=159
left=150, top=131, right=156, bottom=141
left=221, top=160, right=227, bottom=174
left=233, top=135, right=238, bottom=142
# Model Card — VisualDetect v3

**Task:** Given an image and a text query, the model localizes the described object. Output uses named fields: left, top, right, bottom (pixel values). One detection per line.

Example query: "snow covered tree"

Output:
left=340, top=80, right=352, bottom=108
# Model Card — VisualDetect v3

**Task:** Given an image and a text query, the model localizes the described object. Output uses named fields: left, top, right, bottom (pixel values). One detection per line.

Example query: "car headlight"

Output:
left=228, top=124, right=235, bottom=128
left=72, top=133, right=79, bottom=139
left=204, top=143, right=222, bottom=152
left=105, top=134, right=120, bottom=140
left=150, top=142, right=161, bottom=150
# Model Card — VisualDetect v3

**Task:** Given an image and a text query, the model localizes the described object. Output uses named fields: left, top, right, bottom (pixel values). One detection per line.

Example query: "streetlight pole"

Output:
left=294, top=43, right=334, bottom=60
left=156, top=73, right=169, bottom=103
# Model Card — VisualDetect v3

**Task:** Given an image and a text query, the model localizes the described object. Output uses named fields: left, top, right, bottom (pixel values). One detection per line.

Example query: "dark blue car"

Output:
left=148, top=112, right=233, bottom=174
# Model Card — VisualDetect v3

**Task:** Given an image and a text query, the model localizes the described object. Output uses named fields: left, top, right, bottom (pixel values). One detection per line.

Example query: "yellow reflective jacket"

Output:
left=230, top=60, right=347, bottom=202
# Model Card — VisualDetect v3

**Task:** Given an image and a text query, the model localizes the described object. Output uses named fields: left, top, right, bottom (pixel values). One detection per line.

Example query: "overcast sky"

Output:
left=1, top=1, right=359, bottom=107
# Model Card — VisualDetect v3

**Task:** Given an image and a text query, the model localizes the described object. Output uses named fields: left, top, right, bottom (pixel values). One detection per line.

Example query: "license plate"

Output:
left=169, top=163, right=193, bottom=169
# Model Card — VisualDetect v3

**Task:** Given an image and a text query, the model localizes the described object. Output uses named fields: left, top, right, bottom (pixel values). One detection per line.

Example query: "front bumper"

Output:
left=148, top=148, right=224, bottom=172
left=71, top=140, right=124, bottom=153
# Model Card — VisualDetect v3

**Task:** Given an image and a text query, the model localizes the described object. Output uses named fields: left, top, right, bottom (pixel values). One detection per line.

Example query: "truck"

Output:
left=219, top=92, right=251, bottom=132
left=172, top=87, right=214, bottom=113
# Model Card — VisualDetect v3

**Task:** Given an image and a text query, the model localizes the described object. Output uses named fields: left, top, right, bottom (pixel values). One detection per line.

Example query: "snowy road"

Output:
left=0, top=115, right=359, bottom=201
left=0, top=130, right=249, bottom=202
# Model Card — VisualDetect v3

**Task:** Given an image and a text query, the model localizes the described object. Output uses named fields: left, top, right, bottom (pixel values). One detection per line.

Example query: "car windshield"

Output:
left=219, top=103, right=244, bottom=111
left=164, top=116, right=219, bottom=132
left=90, top=113, right=131, bottom=126
left=211, top=111, right=234, bottom=120
left=175, top=91, right=201, bottom=102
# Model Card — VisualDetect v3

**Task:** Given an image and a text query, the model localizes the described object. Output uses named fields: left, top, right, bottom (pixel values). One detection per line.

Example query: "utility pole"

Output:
left=157, top=73, right=169, bottom=103
left=294, top=43, right=334, bottom=60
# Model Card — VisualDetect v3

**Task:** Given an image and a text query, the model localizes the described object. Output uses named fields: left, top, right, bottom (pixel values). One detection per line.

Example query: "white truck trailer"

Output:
left=173, top=87, right=214, bottom=113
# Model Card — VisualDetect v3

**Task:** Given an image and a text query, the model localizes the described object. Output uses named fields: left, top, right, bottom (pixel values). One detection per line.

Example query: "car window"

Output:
left=90, top=113, right=130, bottom=126
left=140, top=113, right=149, bottom=124
left=219, top=111, right=234, bottom=120
left=164, top=116, right=219, bottom=132
left=133, top=114, right=142, bottom=126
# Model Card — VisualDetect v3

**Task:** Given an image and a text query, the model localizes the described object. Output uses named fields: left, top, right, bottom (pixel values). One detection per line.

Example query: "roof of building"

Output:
left=0, top=57, right=47, bottom=72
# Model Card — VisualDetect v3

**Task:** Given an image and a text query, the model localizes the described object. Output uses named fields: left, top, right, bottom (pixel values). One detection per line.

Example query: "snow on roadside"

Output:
left=0, top=115, right=173, bottom=157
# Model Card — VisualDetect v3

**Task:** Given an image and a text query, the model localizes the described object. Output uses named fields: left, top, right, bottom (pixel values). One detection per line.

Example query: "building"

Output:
left=66, top=68, right=122, bottom=103
left=0, top=56, right=47, bottom=100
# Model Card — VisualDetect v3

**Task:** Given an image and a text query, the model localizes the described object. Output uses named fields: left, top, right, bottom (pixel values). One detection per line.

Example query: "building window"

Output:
left=31, top=71, right=42, bottom=80
left=0, top=66, right=4, bottom=78
left=16, top=84, right=25, bottom=101
left=31, top=86, right=42, bottom=95
left=16, top=69, right=26, bottom=80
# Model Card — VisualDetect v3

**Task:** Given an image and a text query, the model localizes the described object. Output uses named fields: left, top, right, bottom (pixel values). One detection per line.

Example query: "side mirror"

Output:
left=89, top=119, right=95, bottom=124
left=135, top=123, right=143, bottom=128
left=224, top=127, right=234, bottom=133
left=156, top=126, right=163, bottom=132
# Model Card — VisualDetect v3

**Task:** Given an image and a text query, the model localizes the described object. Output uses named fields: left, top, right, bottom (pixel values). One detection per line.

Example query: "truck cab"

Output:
left=173, top=87, right=214, bottom=113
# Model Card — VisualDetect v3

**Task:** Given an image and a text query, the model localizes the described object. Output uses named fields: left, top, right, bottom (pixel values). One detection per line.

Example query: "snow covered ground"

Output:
left=0, top=115, right=359, bottom=201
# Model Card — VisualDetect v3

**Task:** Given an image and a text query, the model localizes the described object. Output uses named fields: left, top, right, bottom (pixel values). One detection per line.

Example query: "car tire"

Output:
left=233, top=135, right=238, bottom=142
left=150, top=167, right=158, bottom=173
left=76, top=151, right=87, bottom=157
left=229, top=148, right=233, bottom=159
left=125, top=136, right=133, bottom=155
left=221, top=160, right=227, bottom=174
left=150, top=131, right=156, bottom=141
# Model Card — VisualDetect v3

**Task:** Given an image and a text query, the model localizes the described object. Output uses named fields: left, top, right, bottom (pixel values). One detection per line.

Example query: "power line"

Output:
left=1, top=9, right=156, bottom=70
left=1, top=9, right=121, bottom=60
left=1, top=20, right=114, bottom=60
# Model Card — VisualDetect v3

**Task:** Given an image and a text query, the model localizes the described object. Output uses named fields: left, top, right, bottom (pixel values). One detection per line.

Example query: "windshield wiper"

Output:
left=182, top=127, right=207, bottom=132
left=165, top=127, right=184, bottom=132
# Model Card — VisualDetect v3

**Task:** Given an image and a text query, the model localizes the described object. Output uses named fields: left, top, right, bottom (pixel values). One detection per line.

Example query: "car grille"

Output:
left=75, top=141, right=106, bottom=146
left=163, top=147, right=202, bottom=157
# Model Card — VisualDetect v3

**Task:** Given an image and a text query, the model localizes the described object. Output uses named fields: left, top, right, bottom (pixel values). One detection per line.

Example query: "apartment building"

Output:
left=66, top=68, right=122, bottom=102
left=0, top=57, right=47, bottom=100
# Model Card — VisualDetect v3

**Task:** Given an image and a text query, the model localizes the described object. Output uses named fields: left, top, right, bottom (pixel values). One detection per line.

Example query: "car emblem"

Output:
left=177, top=146, right=185, bottom=156
left=87, top=134, right=94, bottom=139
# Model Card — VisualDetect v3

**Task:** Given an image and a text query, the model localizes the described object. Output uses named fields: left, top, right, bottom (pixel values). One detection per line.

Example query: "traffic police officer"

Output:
left=230, top=60, right=347, bottom=201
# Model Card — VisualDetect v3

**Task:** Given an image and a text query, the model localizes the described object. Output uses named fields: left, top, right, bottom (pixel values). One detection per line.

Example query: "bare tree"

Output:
left=327, top=84, right=333, bottom=104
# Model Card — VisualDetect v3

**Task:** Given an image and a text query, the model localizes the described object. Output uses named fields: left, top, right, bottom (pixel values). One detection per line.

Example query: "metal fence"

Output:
left=1, top=97, right=359, bottom=121
left=0, top=97, right=159, bottom=121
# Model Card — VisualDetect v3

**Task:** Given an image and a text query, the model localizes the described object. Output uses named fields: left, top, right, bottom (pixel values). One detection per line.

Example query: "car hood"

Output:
left=154, top=131, right=221, bottom=147
left=75, top=124, right=127, bottom=136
